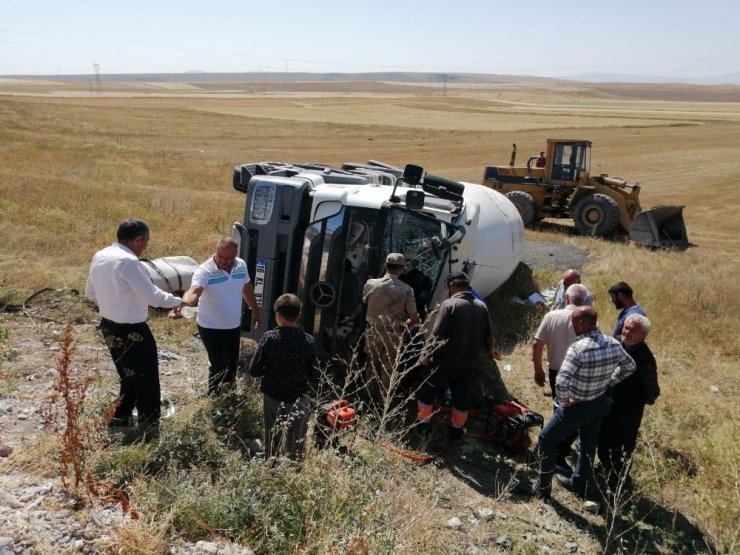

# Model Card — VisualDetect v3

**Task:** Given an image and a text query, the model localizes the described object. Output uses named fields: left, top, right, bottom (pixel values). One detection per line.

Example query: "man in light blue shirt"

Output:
left=551, top=269, right=592, bottom=311
left=608, top=281, right=646, bottom=340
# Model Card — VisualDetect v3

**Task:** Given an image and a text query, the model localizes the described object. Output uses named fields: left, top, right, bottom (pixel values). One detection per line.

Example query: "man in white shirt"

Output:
left=85, top=219, right=186, bottom=438
left=180, top=237, right=261, bottom=395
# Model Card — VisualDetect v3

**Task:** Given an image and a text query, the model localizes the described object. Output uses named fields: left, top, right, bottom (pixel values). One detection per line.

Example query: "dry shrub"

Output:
left=104, top=515, right=170, bottom=555
left=1, top=432, right=61, bottom=477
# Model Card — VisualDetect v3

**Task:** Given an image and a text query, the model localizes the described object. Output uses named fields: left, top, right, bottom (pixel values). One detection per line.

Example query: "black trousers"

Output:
left=597, top=402, right=645, bottom=477
left=197, top=325, right=241, bottom=394
left=417, top=365, right=473, bottom=413
left=99, top=319, right=160, bottom=425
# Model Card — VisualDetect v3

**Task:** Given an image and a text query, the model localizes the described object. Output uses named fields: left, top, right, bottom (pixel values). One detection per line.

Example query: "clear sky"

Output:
left=2, top=0, right=739, bottom=80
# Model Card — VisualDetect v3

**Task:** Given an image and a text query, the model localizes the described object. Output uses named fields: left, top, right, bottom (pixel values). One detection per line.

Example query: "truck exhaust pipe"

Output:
left=629, top=205, right=689, bottom=248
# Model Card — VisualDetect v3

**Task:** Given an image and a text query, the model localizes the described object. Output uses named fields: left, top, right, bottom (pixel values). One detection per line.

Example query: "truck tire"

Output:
left=505, top=191, right=538, bottom=227
left=573, top=194, right=620, bottom=236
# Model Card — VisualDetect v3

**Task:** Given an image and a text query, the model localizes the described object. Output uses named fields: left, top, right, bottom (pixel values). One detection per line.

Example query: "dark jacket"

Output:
left=249, top=326, right=318, bottom=403
left=611, top=341, right=660, bottom=406
left=428, top=291, right=493, bottom=370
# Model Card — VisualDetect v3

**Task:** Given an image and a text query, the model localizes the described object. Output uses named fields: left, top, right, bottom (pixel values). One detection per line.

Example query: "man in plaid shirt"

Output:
left=535, top=306, right=636, bottom=500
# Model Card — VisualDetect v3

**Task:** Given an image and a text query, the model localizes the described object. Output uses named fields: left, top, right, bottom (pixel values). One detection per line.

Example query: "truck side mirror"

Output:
left=403, top=164, right=424, bottom=186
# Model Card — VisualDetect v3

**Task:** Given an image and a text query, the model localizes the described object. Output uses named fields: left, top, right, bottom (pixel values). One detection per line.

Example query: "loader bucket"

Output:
left=629, top=205, right=689, bottom=248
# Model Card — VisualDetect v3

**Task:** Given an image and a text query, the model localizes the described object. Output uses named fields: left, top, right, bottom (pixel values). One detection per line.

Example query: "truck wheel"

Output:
left=573, top=194, right=620, bottom=236
left=505, top=191, right=538, bottom=227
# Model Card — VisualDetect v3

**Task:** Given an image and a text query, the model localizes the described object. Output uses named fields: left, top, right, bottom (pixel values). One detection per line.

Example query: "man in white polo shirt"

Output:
left=85, top=219, right=187, bottom=439
left=181, top=237, right=262, bottom=395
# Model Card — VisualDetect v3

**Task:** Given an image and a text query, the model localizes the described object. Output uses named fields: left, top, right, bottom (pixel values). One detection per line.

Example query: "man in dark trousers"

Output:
left=535, top=306, right=636, bottom=500
left=532, top=283, right=591, bottom=475
left=598, top=313, right=660, bottom=489
left=180, top=237, right=261, bottom=395
left=417, top=271, right=499, bottom=441
left=85, top=219, right=187, bottom=440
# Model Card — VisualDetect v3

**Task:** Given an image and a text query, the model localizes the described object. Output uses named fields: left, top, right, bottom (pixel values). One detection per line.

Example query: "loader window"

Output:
left=551, top=143, right=589, bottom=182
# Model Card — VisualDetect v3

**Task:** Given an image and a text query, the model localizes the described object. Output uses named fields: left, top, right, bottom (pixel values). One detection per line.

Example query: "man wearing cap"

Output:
left=417, top=271, right=497, bottom=441
left=362, top=253, right=419, bottom=398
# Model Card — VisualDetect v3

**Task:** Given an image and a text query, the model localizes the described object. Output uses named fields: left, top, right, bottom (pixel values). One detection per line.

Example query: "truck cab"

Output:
left=232, top=161, right=524, bottom=359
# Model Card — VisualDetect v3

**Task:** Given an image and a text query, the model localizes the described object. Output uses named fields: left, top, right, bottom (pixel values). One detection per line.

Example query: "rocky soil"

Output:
left=0, top=301, right=258, bottom=554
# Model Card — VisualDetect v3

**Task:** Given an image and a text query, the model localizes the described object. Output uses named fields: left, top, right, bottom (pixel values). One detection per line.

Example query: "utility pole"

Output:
left=93, top=63, right=102, bottom=94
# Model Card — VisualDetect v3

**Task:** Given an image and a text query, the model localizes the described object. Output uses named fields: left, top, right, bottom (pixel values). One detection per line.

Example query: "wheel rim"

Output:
left=584, top=207, right=603, bottom=225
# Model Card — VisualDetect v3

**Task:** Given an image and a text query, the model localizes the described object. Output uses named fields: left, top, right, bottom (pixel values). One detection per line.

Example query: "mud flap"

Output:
left=629, top=205, right=689, bottom=248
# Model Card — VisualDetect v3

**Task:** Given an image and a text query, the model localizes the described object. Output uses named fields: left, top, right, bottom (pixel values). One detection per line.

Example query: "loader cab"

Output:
left=549, top=140, right=591, bottom=183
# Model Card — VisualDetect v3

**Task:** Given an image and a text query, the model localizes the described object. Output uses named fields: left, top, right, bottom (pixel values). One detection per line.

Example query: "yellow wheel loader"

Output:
left=482, top=139, right=688, bottom=248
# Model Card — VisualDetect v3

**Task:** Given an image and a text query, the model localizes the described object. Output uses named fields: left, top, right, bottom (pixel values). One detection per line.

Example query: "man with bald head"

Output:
left=533, top=306, right=636, bottom=500
left=532, top=283, right=591, bottom=474
left=181, top=237, right=261, bottom=395
left=551, top=269, right=592, bottom=311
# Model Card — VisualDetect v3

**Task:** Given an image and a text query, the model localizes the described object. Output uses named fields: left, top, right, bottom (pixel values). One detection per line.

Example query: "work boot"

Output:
left=515, top=479, right=551, bottom=501
left=556, top=474, right=586, bottom=499
left=107, top=416, right=134, bottom=428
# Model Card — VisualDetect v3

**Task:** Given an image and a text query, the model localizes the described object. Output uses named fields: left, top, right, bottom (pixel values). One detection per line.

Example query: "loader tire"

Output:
left=505, top=191, right=538, bottom=227
left=573, top=194, right=620, bottom=236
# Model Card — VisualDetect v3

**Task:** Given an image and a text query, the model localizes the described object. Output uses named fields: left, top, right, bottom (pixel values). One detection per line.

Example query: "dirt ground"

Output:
left=0, top=294, right=210, bottom=451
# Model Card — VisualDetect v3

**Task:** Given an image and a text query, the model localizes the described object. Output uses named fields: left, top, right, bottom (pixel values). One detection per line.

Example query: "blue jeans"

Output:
left=538, top=393, right=613, bottom=492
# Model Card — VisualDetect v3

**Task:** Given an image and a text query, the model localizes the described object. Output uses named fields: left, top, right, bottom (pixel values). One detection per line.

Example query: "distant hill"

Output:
left=3, top=71, right=738, bottom=102
left=567, top=72, right=740, bottom=86
left=0, top=71, right=562, bottom=85
left=4, top=70, right=740, bottom=86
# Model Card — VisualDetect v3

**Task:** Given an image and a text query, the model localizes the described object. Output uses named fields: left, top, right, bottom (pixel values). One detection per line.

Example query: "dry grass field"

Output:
left=1, top=78, right=739, bottom=553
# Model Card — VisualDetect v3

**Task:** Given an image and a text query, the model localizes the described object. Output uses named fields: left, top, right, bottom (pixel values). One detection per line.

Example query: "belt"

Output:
left=101, top=318, right=145, bottom=326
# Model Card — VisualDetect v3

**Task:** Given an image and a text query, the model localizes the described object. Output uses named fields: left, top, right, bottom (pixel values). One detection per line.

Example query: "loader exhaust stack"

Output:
left=629, top=205, right=689, bottom=249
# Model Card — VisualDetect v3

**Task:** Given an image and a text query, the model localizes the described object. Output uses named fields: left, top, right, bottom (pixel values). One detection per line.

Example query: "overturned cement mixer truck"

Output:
left=230, top=160, right=525, bottom=359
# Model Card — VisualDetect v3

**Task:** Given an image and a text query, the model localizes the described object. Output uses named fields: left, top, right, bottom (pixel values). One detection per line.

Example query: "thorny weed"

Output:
left=312, top=315, right=448, bottom=452
left=42, top=321, right=139, bottom=516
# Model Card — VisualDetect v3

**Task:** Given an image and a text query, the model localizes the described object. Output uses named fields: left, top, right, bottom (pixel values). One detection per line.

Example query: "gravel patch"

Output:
left=523, top=241, right=589, bottom=271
